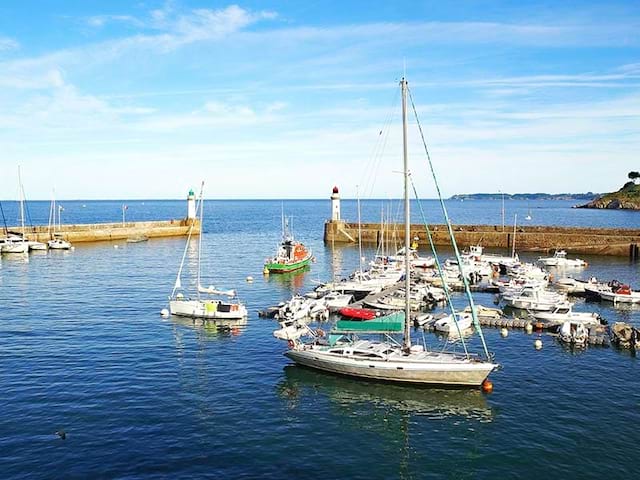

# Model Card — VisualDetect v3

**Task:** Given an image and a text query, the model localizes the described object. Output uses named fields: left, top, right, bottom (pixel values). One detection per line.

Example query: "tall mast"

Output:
left=18, top=166, right=25, bottom=237
left=196, top=181, right=204, bottom=299
left=357, top=184, right=363, bottom=275
left=401, top=77, right=411, bottom=349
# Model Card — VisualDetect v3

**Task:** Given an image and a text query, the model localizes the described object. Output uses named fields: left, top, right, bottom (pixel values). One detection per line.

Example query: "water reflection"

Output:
left=278, top=365, right=493, bottom=422
left=170, top=316, right=248, bottom=339
left=265, top=265, right=310, bottom=292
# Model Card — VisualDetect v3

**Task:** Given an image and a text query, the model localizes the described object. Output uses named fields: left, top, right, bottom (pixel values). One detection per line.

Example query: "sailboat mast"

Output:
left=197, top=182, right=204, bottom=300
left=18, top=166, right=25, bottom=237
left=401, top=77, right=411, bottom=349
left=357, top=185, right=363, bottom=275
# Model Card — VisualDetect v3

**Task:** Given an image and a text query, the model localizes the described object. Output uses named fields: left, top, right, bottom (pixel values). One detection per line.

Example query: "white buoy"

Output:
left=500, top=328, right=508, bottom=337
left=534, top=339, right=543, bottom=350
left=246, top=276, right=254, bottom=283
left=160, top=309, right=169, bottom=317
left=114, top=245, right=119, bottom=249
left=525, top=323, right=533, bottom=334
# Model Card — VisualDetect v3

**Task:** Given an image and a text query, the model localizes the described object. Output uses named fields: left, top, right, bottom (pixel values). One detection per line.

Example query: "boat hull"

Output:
left=169, top=299, right=247, bottom=319
left=284, top=349, right=495, bottom=387
left=264, top=257, right=311, bottom=273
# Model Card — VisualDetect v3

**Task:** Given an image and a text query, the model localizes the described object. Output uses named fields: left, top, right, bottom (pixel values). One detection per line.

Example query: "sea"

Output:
left=0, top=198, right=638, bottom=479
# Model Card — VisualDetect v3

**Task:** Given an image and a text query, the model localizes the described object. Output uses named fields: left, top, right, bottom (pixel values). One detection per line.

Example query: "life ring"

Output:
left=287, top=340, right=295, bottom=348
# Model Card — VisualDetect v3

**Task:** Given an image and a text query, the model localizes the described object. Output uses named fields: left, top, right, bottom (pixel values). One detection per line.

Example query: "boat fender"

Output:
left=287, top=340, right=295, bottom=349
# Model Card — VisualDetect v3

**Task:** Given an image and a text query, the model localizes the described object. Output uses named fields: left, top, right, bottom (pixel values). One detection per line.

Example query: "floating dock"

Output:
left=324, top=220, right=640, bottom=258
left=9, top=219, right=199, bottom=244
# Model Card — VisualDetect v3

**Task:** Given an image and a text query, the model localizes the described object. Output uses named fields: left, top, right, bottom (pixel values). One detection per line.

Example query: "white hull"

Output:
left=599, top=291, right=640, bottom=303
left=28, top=241, right=48, bottom=251
left=532, top=311, right=600, bottom=327
left=434, top=313, right=473, bottom=333
left=2, top=242, right=28, bottom=254
left=285, top=348, right=495, bottom=387
left=169, top=299, right=247, bottom=319
left=48, top=239, right=71, bottom=250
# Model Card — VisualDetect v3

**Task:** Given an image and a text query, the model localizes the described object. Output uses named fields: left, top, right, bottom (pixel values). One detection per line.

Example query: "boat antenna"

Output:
left=408, top=87, right=491, bottom=361
left=401, top=77, right=411, bottom=350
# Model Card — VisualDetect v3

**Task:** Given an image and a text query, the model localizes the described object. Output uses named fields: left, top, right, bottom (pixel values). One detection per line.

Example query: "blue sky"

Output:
left=0, top=1, right=638, bottom=199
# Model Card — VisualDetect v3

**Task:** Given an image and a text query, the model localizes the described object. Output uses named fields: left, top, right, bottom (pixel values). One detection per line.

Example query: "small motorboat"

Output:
left=538, top=250, right=587, bottom=268
left=558, top=321, right=589, bottom=347
left=599, top=284, right=640, bottom=304
left=338, top=307, right=377, bottom=320
left=532, top=304, right=603, bottom=327
left=434, top=312, right=473, bottom=334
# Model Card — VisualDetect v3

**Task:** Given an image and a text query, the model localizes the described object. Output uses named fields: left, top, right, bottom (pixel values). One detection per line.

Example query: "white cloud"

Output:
left=0, top=36, right=19, bottom=51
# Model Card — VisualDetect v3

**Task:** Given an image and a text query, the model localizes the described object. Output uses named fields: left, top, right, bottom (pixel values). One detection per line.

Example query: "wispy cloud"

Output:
left=0, top=36, right=19, bottom=51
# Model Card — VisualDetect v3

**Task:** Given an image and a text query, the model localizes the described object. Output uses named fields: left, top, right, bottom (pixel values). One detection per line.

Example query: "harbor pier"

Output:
left=324, top=220, right=640, bottom=258
left=10, top=219, right=199, bottom=244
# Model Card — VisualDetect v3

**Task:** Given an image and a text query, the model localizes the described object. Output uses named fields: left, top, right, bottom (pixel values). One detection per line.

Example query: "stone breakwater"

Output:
left=12, top=219, right=199, bottom=243
left=324, top=220, right=640, bottom=258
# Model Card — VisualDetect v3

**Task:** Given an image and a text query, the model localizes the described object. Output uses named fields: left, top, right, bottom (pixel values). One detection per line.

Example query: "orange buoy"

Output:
left=481, top=379, right=494, bottom=393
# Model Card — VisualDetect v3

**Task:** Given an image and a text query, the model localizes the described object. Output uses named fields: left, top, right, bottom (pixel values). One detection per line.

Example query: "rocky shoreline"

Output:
left=578, top=181, right=640, bottom=210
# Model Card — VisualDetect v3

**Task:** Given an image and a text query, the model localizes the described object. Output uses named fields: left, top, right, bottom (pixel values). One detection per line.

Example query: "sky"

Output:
left=0, top=0, right=638, bottom=200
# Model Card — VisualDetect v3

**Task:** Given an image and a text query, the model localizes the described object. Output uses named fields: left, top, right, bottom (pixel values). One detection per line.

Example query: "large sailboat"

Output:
left=169, top=182, right=248, bottom=320
left=273, top=78, right=497, bottom=387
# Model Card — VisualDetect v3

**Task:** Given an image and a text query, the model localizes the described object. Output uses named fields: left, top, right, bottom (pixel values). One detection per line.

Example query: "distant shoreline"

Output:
left=450, top=193, right=599, bottom=201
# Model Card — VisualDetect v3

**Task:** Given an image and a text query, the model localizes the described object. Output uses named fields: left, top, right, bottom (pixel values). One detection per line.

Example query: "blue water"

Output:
left=1, top=199, right=639, bottom=479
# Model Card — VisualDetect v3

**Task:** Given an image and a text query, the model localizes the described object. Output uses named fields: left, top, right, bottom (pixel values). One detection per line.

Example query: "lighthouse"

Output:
left=330, top=186, right=340, bottom=221
left=187, top=188, right=196, bottom=220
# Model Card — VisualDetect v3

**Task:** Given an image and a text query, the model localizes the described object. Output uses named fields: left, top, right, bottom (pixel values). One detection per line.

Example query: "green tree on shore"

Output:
left=628, top=171, right=640, bottom=184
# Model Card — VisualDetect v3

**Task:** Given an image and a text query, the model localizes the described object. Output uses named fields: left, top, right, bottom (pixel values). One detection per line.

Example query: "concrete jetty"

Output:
left=324, top=220, right=640, bottom=258
left=323, top=186, right=640, bottom=258
left=10, top=219, right=199, bottom=244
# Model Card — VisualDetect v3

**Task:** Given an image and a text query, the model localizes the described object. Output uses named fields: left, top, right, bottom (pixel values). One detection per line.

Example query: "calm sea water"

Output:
left=1, top=199, right=639, bottom=479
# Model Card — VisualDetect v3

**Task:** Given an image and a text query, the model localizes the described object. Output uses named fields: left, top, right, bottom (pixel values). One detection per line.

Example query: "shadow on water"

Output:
left=277, top=365, right=493, bottom=422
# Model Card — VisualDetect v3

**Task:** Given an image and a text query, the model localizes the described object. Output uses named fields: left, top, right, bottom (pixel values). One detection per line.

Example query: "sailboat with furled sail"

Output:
left=169, top=182, right=247, bottom=320
left=273, top=78, right=497, bottom=387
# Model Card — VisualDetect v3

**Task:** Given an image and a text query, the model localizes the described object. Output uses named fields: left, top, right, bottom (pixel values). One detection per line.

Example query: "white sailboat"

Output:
left=47, top=192, right=72, bottom=250
left=169, top=182, right=247, bottom=320
left=273, top=78, right=497, bottom=387
left=1, top=168, right=28, bottom=255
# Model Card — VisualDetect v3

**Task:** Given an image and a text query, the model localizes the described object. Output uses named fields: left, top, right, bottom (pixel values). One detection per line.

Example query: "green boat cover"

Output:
left=334, top=312, right=405, bottom=333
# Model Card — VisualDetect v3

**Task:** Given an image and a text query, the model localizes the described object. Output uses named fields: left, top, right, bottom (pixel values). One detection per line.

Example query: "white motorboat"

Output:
left=273, top=78, right=496, bottom=387
left=538, top=250, right=587, bottom=268
left=558, top=321, right=589, bottom=347
left=464, top=245, right=519, bottom=269
left=169, top=183, right=247, bottom=320
left=434, top=312, right=473, bottom=334
left=503, top=286, right=567, bottom=311
left=388, top=246, right=435, bottom=269
left=322, top=292, right=354, bottom=310
left=554, top=276, right=599, bottom=295
left=532, top=304, right=602, bottom=327
left=599, top=284, right=640, bottom=304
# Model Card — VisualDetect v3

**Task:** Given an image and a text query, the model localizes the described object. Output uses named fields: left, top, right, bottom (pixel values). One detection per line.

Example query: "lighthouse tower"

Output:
left=330, top=186, right=341, bottom=221
left=187, top=188, right=196, bottom=220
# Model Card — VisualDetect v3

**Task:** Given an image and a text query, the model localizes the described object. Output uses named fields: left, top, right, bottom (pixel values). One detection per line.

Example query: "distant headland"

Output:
left=578, top=172, right=640, bottom=210
left=449, top=192, right=599, bottom=201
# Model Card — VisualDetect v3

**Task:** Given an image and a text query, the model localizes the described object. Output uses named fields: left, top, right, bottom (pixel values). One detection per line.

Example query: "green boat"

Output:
left=264, top=215, right=313, bottom=274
